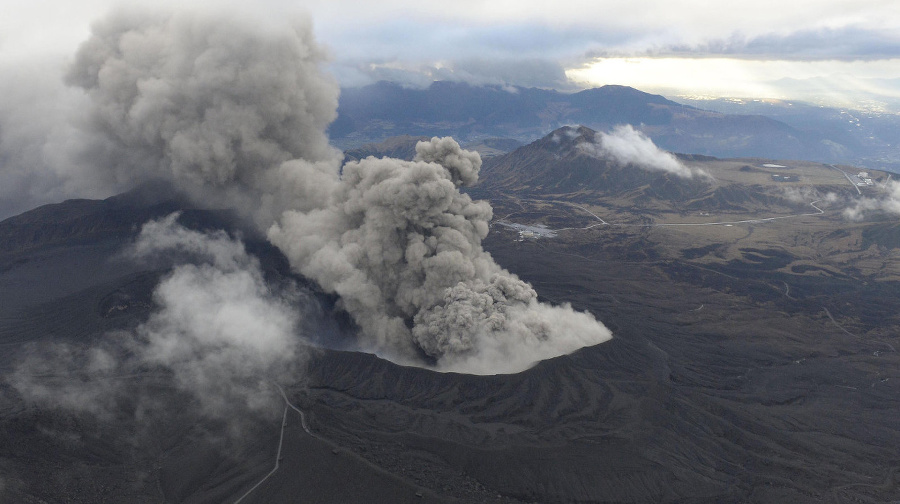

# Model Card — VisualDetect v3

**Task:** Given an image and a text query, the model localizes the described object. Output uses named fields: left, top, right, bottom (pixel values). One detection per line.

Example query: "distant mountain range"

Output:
left=475, top=125, right=823, bottom=218
left=331, top=81, right=898, bottom=169
left=342, top=135, right=524, bottom=164
left=674, top=96, right=900, bottom=170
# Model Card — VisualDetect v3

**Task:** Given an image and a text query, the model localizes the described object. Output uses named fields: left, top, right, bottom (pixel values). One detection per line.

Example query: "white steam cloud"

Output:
left=781, top=185, right=841, bottom=205
left=129, top=214, right=305, bottom=414
left=781, top=182, right=900, bottom=221
left=10, top=342, right=127, bottom=420
left=9, top=8, right=611, bottom=377
left=10, top=214, right=307, bottom=418
left=581, top=124, right=708, bottom=179
left=843, top=180, right=900, bottom=220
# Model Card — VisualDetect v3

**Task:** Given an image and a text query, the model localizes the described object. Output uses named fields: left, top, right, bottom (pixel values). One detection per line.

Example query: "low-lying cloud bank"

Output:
left=11, top=214, right=307, bottom=419
left=843, top=180, right=900, bottom=220
left=782, top=182, right=900, bottom=222
left=781, top=185, right=841, bottom=207
left=580, top=124, right=709, bottom=179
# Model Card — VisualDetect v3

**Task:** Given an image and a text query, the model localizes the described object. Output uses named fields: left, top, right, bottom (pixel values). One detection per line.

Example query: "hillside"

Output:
left=2, top=141, right=900, bottom=502
left=478, top=125, right=709, bottom=201
left=674, top=96, right=900, bottom=170
left=3, top=182, right=899, bottom=502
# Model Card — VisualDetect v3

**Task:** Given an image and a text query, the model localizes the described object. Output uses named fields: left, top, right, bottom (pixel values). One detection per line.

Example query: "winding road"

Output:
left=233, top=383, right=314, bottom=504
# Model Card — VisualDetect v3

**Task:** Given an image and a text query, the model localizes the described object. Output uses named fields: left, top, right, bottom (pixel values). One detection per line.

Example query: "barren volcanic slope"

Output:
left=2, top=134, right=900, bottom=502
left=305, top=129, right=900, bottom=502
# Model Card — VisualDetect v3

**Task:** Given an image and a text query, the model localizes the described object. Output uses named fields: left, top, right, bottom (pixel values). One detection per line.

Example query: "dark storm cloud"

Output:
left=330, top=20, right=631, bottom=61
left=656, top=26, right=900, bottom=61
left=326, top=20, right=630, bottom=89
left=434, top=58, right=574, bottom=89
left=335, top=57, right=574, bottom=90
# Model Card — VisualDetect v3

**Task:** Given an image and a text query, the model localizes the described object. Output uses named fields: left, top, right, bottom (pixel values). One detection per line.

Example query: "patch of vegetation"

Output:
left=861, top=222, right=900, bottom=250
left=733, top=247, right=795, bottom=270
left=682, top=243, right=723, bottom=259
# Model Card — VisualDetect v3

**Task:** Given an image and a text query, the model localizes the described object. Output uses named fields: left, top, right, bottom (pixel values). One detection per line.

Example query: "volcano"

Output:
left=3, top=150, right=899, bottom=502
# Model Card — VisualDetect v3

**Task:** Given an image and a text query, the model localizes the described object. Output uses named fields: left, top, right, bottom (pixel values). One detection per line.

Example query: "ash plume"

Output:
left=12, top=8, right=611, bottom=376
left=580, top=124, right=709, bottom=179
left=270, top=138, right=611, bottom=373
left=0, top=59, right=102, bottom=219
left=66, top=8, right=343, bottom=228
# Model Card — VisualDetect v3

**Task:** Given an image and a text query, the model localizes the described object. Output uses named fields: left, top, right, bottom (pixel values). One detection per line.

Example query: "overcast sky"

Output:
left=2, top=0, right=900, bottom=106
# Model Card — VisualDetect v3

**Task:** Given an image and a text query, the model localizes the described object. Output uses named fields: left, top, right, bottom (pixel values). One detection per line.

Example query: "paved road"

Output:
left=276, top=383, right=315, bottom=437
left=233, top=405, right=289, bottom=504
left=826, top=164, right=862, bottom=195
left=571, top=204, right=608, bottom=225
left=233, top=383, right=315, bottom=504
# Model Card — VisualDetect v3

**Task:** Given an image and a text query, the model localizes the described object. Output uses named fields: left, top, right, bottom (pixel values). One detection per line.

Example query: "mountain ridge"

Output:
left=331, top=80, right=857, bottom=163
left=478, top=125, right=710, bottom=202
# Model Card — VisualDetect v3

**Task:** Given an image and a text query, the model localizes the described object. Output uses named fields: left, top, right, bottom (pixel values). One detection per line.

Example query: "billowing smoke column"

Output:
left=70, top=9, right=611, bottom=374
left=66, top=9, right=343, bottom=227
left=271, top=138, right=611, bottom=372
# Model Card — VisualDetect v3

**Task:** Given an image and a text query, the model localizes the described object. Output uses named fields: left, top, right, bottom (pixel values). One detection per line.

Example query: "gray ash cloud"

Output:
left=271, top=137, right=610, bottom=372
left=10, top=8, right=611, bottom=377
left=65, top=8, right=343, bottom=228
